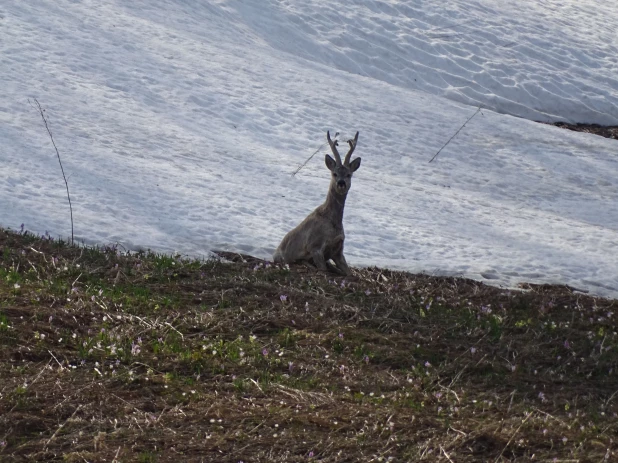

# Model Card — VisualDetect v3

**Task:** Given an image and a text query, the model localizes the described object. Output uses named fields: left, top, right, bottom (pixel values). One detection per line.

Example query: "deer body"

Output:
left=273, top=131, right=361, bottom=275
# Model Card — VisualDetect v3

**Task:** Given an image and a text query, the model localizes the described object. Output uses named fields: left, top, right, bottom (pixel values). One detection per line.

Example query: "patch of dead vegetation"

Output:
left=0, top=228, right=616, bottom=462
left=542, top=122, right=618, bottom=140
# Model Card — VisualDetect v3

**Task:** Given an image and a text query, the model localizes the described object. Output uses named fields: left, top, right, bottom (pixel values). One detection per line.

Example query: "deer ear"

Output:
left=349, top=157, right=361, bottom=172
left=325, top=154, right=337, bottom=171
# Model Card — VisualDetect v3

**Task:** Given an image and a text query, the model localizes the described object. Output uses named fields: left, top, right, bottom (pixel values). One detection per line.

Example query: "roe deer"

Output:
left=273, top=131, right=361, bottom=275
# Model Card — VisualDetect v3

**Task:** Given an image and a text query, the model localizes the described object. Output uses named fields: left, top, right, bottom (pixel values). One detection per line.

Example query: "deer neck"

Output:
left=322, top=185, right=347, bottom=224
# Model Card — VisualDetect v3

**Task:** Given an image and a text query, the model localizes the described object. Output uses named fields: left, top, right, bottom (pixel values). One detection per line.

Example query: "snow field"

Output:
left=0, top=0, right=617, bottom=297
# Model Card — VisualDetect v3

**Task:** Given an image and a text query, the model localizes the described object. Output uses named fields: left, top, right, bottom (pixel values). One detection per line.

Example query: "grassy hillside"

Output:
left=0, top=228, right=616, bottom=462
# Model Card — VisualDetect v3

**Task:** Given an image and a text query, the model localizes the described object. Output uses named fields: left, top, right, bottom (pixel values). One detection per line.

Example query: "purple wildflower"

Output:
left=131, top=342, right=141, bottom=356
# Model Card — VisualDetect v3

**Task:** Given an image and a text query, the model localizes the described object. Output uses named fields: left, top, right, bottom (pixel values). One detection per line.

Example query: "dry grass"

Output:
left=0, top=228, right=616, bottom=462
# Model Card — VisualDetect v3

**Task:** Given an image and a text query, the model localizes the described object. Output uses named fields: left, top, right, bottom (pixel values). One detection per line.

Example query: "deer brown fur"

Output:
left=273, top=131, right=361, bottom=275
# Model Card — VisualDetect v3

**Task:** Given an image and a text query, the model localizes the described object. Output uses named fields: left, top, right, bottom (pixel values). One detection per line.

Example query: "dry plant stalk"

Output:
left=30, top=98, right=74, bottom=244
left=429, top=106, right=482, bottom=163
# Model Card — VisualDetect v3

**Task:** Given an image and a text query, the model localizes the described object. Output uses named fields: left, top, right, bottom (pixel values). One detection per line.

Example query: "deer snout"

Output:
left=337, top=180, right=346, bottom=188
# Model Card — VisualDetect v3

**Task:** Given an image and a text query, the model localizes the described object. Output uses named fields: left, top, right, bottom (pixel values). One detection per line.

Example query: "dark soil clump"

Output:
left=543, top=121, right=618, bottom=140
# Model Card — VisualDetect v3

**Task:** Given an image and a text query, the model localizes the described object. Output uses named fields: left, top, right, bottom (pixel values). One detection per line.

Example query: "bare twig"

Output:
left=532, top=407, right=568, bottom=427
left=507, top=389, right=516, bottom=414
left=48, top=349, right=64, bottom=371
left=605, top=389, right=618, bottom=408
left=71, top=273, right=82, bottom=289
left=474, top=353, right=488, bottom=367
left=112, top=446, right=122, bottom=463
left=45, top=405, right=82, bottom=449
left=26, top=360, right=52, bottom=390
left=440, top=445, right=455, bottom=463
left=110, top=393, right=145, bottom=416
left=291, top=132, right=339, bottom=176
left=494, top=411, right=534, bottom=463
left=439, top=384, right=461, bottom=403
left=26, top=259, right=40, bottom=277
left=164, top=321, right=184, bottom=340
left=447, top=364, right=466, bottom=388
left=249, top=378, right=264, bottom=394
left=247, top=420, right=265, bottom=434
left=449, top=426, right=467, bottom=437
left=130, top=314, right=154, bottom=329
left=30, top=98, right=74, bottom=244
left=429, top=106, right=482, bottom=163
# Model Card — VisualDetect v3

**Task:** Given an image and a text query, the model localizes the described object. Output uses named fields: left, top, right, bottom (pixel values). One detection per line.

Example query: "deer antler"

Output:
left=327, top=131, right=342, bottom=165
left=343, top=131, right=359, bottom=166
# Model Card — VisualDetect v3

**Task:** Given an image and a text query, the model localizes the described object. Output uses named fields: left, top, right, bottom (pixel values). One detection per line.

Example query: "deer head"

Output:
left=325, top=131, right=361, bottom=196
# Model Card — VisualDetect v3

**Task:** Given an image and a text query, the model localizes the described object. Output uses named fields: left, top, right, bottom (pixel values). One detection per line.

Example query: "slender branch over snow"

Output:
left=292, top=131, right=339, bottom=177
left=429, top=106, right=482, bottom=163
left=30, top=98, right=74, bottom=245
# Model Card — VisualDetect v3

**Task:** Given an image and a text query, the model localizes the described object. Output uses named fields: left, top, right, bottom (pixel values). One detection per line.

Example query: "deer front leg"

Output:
left=310, top=250, right=329, bottom=272
left=332, top=253, right=351, bottom=276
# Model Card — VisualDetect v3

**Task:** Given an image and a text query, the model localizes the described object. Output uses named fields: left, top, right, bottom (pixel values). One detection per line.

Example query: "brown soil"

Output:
left=543, top=122, right=618, bottom=140
left=1, top=228, right=617, bottom=462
